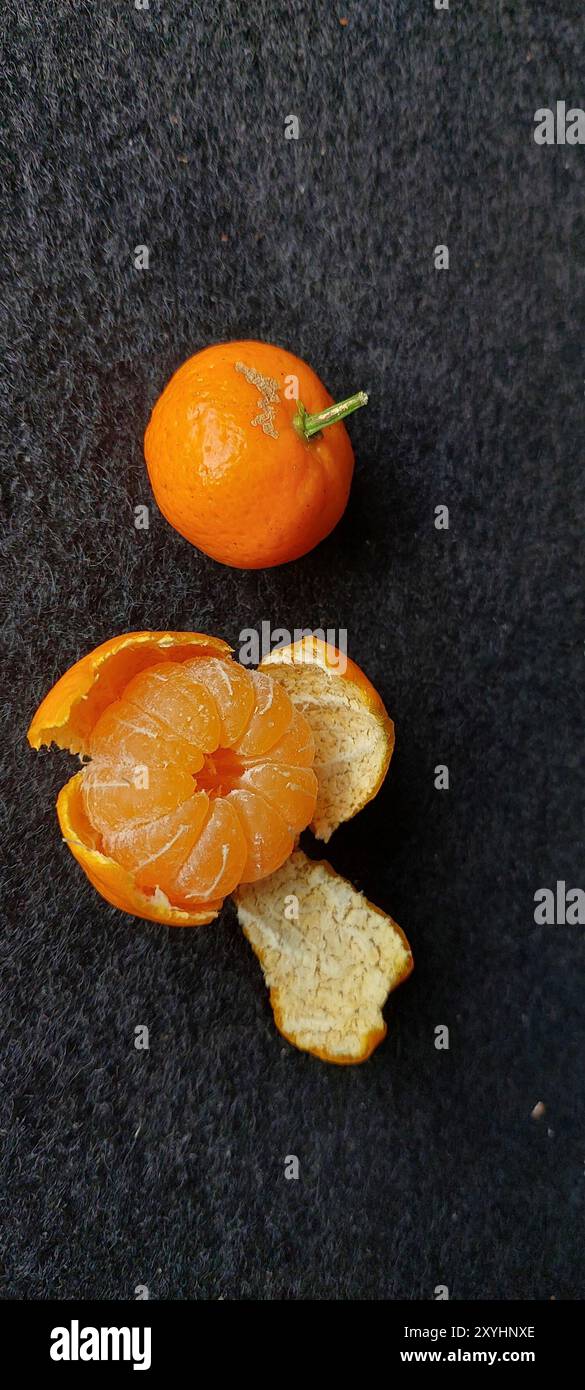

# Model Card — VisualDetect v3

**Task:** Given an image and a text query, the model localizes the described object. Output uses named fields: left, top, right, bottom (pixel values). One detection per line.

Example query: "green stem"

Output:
left=293, top=390, right=368, bottom=440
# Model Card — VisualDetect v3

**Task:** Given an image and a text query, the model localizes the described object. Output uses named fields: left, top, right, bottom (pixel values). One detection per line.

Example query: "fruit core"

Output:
left=195, top=747, right=245, bottom=798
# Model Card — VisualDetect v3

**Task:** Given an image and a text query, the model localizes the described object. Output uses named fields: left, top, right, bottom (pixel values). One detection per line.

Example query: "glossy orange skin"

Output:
left=144, top=341, right=355, bottom=569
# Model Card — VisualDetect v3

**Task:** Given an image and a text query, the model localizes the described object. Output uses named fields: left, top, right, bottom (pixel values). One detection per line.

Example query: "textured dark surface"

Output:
left=1, top=0, right=584, bottom=1300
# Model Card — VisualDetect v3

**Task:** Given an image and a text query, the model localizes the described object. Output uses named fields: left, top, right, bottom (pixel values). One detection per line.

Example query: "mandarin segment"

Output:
left=264, top=707, right=315, bottom=767
left=174, top=799, right=248, bottom=903
left=102, top=793, right=210, bottom=893
left=88, top=701, right=205, bottom=775
left=238, top=762, right=318, bottom=833
left=233, top=671, right=293, bottom=757
left=82, top=759, right=195, bottom=833
left=183, top=656, right=255, bottom=745
left=122, top=663, right=221, bottom=753
left=227, top=788, right=295, bottom=883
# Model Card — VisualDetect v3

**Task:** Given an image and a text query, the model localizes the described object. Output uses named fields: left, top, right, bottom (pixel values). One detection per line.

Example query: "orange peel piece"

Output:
left=260, top=636, right=394, bottom=841
left=28, top=630, right=230, bottom=756
left=235, top=850, right=413, bottom=1064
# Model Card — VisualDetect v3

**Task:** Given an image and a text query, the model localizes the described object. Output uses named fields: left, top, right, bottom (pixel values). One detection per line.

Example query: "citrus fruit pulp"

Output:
left=84, top=659, right=317, bottom=905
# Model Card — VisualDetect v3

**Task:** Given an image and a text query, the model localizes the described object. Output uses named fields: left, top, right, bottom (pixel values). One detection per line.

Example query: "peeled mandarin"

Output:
left=81, top=652, right=316, bottom=910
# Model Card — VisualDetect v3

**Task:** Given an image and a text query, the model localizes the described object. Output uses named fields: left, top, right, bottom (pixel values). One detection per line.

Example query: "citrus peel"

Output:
left=260, top=636, right=394, bottom=841
left=235, top=850, right=413, bottom=1064
left=28, top=630, right=230, bottom=757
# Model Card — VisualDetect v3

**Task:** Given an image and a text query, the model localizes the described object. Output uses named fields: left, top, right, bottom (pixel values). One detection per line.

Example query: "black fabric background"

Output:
left=2, top=1, right=584, bottom=1300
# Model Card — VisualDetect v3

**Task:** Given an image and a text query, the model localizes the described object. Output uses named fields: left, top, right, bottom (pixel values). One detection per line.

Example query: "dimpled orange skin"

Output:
left=144, top=341, right=355, bottom=569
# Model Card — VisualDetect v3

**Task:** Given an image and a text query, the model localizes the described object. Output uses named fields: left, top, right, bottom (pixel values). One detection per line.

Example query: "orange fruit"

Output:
left=28, top=631, right=395, bottom=925
left=28, top=631, right=318, bottom=926
left=144, top=340, right=368, bottom=569
left=29, top=630, right=412, bottom=1062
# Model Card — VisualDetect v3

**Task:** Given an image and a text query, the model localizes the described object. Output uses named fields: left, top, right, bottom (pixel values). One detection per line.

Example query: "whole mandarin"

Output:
left=144, top=340, right=367, bottom=568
